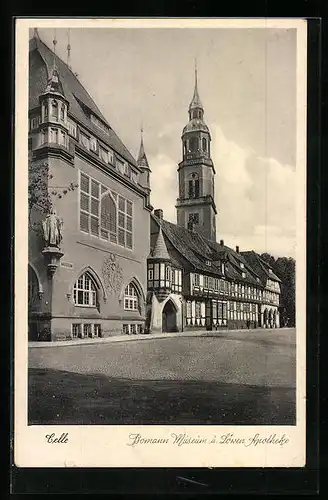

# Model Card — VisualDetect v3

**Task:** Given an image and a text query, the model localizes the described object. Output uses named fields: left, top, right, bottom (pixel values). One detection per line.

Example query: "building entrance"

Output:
left=162, top=300, right=177, bottom=332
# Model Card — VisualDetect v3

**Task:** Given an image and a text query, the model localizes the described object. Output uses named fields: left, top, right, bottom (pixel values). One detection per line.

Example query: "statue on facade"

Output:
left=42, top=208, right=63, bottom=248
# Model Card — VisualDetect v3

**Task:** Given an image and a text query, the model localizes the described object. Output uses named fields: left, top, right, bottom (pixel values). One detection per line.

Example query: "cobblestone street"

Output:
left=28, top=328, right=296, bottom=425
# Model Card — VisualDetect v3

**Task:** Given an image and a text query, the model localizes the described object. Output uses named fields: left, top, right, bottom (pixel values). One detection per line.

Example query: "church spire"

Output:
left=189, top=60, right=203, bottom=112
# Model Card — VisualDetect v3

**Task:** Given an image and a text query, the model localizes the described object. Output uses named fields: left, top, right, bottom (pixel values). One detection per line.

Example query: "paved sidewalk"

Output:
left=28, top=328, right=293, bottom=348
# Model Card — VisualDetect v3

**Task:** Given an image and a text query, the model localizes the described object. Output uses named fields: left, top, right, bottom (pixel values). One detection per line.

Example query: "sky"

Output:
left=33, top=27, right=297, bottom=258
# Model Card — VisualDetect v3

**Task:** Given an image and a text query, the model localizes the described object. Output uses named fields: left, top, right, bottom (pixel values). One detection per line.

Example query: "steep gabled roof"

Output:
left=151, top=215, right=262, bottom=284
left=241, top=251, right=282, bottom=283
left=29, top=36, right=137, bottom=167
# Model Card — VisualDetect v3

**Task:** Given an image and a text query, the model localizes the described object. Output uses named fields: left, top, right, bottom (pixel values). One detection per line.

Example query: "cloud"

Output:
left=212, top=125, right=296, bottom=257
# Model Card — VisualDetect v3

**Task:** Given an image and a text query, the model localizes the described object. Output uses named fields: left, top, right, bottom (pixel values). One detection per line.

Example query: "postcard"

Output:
left=15, top=17, right=306, bottom=468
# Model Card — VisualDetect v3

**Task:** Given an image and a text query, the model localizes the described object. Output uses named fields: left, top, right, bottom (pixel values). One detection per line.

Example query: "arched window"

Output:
left=188, top=172, right=200, bottom=199
left=183, top=140, right=188, bottom=156
left=43, top=102, right=48, bottom=119
left=73, top=272, right=97, bottom=306
left=100, top=193, right=117, bottom=242
left=51, top=100, right=58, bottom=120
left=202, top=137, right=207, bottom=151
left=124, top=283, right=139, bottom=311
left=189, top=136, right=198, bottom=152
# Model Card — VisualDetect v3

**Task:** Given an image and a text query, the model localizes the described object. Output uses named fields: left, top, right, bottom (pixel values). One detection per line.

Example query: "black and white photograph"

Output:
left=15, top=18, right=307, bottom=468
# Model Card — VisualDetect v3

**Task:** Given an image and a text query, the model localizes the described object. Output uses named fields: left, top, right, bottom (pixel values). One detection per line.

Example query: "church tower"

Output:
left=176, top=65, right=217, bottom=241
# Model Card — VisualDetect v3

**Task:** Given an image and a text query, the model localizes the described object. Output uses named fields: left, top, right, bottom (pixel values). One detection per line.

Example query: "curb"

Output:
left=28, top=328, right=294, bottom=348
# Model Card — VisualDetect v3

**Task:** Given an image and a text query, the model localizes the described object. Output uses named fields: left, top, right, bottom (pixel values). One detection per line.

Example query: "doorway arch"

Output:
left=162, top=299, right=178, bottom=333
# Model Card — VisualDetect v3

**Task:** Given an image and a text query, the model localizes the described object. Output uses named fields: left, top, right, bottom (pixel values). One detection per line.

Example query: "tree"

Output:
left=260, top=253, right=296, bottom=327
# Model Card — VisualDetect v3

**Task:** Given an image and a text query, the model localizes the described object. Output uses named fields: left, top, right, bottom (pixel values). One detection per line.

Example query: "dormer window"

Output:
left=80, top=132, right=90, bottom=150
left=240, top=262, right=244, bottom=269
left=100, top=147, right=109, bottom=163
left=116, top=158, right=125, bottom=175
left=90, top=136, right=97, bottom=153
left=205, top=260, right=211, bottom=267
left=242, top=272, right=246, bottom=278
left=269, top=268, right=272, bottom=273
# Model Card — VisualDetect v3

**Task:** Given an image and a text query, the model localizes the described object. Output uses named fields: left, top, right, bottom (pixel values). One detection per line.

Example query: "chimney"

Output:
left=187, top=221, right=194, bottom=231
left=236, top=245, right=240, bottom=253
left=220, top=239, right=224, bottom=246
left=154, top=209, right=163, bottom=220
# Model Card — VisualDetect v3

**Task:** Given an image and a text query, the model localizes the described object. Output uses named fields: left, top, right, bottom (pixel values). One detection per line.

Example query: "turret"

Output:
left=147, top=225, right=172, bottom=301
left=38, top=38, right=69, bottom=150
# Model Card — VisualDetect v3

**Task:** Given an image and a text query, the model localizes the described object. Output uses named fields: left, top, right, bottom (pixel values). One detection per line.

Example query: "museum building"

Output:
left=28, top=34, right=152, bottom=340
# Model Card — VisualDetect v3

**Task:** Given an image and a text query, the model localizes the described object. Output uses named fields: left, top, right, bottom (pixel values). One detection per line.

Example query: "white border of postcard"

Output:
left=15, top=17, right=307, bottom=468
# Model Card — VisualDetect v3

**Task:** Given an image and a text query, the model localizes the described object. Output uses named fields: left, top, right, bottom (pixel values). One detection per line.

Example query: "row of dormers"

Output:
left=29, top=109, right=140, bottom=186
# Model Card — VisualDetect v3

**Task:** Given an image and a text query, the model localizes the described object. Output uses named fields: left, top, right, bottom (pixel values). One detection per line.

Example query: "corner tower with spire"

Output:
left=176, top=64, right=217, bottom=241
left=137, top=127, right=151, bottom=207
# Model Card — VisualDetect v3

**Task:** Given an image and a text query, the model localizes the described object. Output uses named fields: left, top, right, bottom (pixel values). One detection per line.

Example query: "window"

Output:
left=83, top=324, right=92, bottom=337
left=40, top=129, right=47, bottom=145
left=94, top=324, right=101, bottom=337
left=30, top=116, right=40, bottom=130
left=67, top=119, right=77, bottom=138
left=49, top=128, right=58, bottom=143
left=240, top=262, right=244, bottom=269
left=194, top=274, right=200, bottom=286
left=214, top=278, right=219, bottom=290
left=73, top=273, right=97, bottom=307
left=72, top=324, right=81, bottom=338
left=189, top=136, right=199, bottom=152
left=124, top=283, right=139, bottom=311
left=79, top=172, right=133, bottom=248
left=116, top=158, right=125, bottom=175
left=204, top=276, right=209, bottom=288
left=202, top=137, right=207, bottom=151
left=123, top=162, right=130, bottom=177
left=165, top=266, right=170, bottom=280
left=100, top=147, right=109, bottom=163
left=80, top=132, right=90, bottom=150
left=189, top=213, right=199, bottom=224
left=195, top=302, right=201, bottom=318
left=148, top=268, right=154, bottom=280
left=90, top=136, right=97, bottom=152
left=59, top=130, right=68, bottom=147
left=99, top=192, right=115, bottom=240
left=242, top=272, right=246, bottom=278
left=188, top=173, right=200, bottom=199
left=117, top=196, right=133, bottom=249
left=60, top=105, right=65, bottom=120
left=44, top=103, right=48, bottom=118
left=51, top=100, right=58, bottom=120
